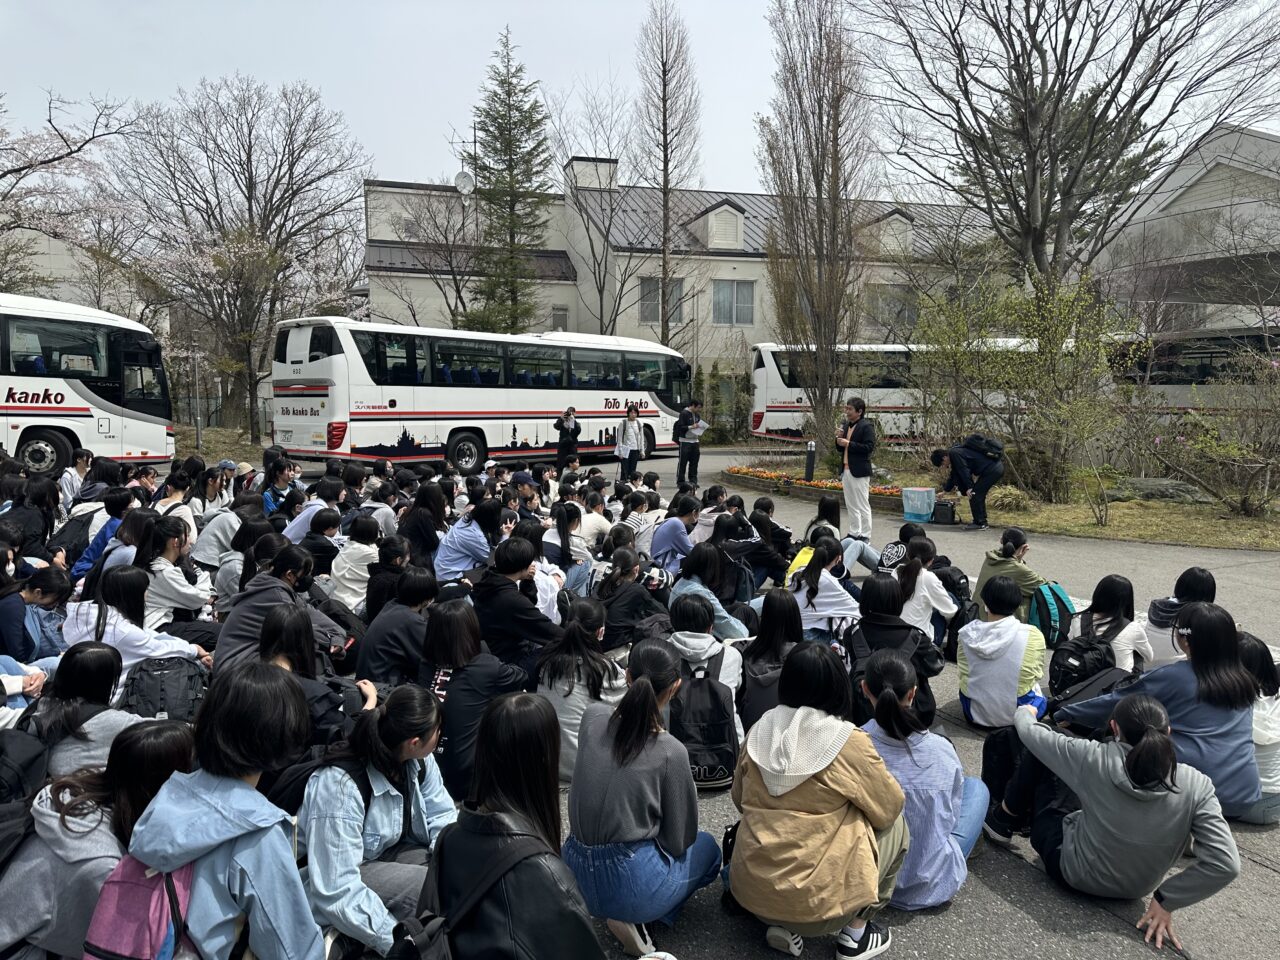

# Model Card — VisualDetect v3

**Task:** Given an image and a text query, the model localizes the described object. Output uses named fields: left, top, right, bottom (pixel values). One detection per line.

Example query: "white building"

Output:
left=363, top=161, right=985, bottom=371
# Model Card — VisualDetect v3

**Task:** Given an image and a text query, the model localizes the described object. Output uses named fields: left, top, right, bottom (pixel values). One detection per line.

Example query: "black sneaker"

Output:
left=836, top=921, right=892, bottom=959
left=983, top=804, right=1017, bottom=847
left=964, top=522, right=988, bottom=531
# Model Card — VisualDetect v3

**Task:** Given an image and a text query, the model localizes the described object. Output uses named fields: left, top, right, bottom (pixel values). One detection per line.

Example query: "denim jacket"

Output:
left=297, top=756, right=457, bottom=953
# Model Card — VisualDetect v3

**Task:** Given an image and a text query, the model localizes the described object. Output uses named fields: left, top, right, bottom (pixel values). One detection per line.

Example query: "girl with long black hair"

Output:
left=736, top=587, right=805, bottom=732
left=563, top=641, right=721, bottom=957
left=137, top=514, right=214, bottom=632
left=788, top=537, right=860, bottom=643
left=983, top=694, right=1240, bottom=951
left=594, top=547, right=669, bottom=654
left=536, top=598, right=627, bottom=778
left=297, top=684, right=457, bottom=955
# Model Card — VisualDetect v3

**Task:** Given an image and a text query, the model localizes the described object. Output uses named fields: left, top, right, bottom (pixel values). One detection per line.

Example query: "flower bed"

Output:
left=726, top=465, right=902, bottom=496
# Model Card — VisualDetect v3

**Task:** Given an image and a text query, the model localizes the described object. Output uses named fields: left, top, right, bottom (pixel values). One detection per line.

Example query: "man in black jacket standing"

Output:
left=835, top=397, right=875, bottom=541
left=675, top=398, right=707, bottom=487
left=930, top=440, right=1005, bottom=531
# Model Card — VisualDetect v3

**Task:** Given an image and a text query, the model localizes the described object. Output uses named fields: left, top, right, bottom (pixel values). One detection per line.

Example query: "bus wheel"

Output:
left=643, top=425, right=656, bottom=458
left=17, top=429, right=73, bottom=477
left=447, top=431, right=487, bottom=475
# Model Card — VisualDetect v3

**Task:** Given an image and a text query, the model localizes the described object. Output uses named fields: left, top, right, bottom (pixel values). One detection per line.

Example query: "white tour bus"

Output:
left=750, top=342, right=920, bottom=443
left=271, top=318, right=692, bottom=473
left=0, top=294, right=173, bottom=475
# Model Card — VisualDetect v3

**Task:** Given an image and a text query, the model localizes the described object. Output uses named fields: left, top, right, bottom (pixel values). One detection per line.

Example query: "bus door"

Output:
left=117, top=333, right=171, bottom=464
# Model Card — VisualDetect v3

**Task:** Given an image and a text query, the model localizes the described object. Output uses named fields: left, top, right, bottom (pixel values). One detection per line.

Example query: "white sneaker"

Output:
left=607, top=919, right=656, bottom=957
left=766, top=925, right=804, bottom=956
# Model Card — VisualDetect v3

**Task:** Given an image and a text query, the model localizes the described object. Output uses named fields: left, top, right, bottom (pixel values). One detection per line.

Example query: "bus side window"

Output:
left=7, top=316, right=107, bottom=380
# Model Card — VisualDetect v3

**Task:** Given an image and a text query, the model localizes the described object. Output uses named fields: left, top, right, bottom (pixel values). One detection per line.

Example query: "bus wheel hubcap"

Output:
left=21, top=441, right=54, bottom=470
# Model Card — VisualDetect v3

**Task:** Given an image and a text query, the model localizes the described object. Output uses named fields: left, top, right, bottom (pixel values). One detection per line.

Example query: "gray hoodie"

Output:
left=1014, top=710, right=1239, bottom=910
left=0, top=785, right=124, bottom=957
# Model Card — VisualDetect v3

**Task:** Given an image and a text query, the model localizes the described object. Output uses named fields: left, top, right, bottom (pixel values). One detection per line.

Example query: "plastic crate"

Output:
left=901, top=487, right=936, bottom=523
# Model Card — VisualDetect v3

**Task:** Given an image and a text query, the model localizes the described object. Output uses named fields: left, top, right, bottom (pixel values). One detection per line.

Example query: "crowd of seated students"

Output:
left=0, top=443, right=1269, bottom=959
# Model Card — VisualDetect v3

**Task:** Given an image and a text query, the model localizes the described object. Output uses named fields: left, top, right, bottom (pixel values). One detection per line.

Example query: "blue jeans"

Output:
left=562, top=833, right=722, bottom=926
left=841, top=537, right=880, bottom=574
left=563, top=560, right=592, bottom=597
left=1237, top=792, right=1280, bottom=825
left=953, top=776, right=990, bottom=857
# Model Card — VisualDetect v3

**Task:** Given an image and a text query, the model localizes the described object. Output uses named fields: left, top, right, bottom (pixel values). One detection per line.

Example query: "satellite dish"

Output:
left=454, top=171, right=476, bottom=196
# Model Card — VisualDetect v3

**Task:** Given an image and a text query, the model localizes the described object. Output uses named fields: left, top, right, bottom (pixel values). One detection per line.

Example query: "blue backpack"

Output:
left=1028, top=583, right=1075, bottom=649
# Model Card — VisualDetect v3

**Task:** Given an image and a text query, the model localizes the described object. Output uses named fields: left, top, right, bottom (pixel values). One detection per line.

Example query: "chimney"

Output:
left=564, top=156, right=619, bottom=190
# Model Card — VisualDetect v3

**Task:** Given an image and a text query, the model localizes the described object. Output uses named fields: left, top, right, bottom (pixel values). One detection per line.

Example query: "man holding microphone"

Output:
left=835, top=396, right=875, bottom=541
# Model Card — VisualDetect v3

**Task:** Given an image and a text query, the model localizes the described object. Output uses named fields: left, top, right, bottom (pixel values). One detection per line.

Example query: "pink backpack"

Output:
left=83, top=856, right=196, bottom=960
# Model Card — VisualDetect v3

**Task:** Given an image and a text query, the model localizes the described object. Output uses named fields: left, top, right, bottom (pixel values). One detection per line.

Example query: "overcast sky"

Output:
left=1, top=0, right=778, bottom=192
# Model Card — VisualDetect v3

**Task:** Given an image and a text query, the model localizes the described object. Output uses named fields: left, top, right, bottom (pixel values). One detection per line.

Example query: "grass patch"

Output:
left=173, top=426, right=263, bottom=467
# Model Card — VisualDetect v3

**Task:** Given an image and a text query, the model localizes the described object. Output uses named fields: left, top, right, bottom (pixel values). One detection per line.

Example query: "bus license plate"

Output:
left=278, top=430, right=293, bottom=443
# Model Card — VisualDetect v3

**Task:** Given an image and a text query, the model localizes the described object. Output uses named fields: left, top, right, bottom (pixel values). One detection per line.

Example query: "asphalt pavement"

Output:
left=572, top=448, right=1278, bottom=960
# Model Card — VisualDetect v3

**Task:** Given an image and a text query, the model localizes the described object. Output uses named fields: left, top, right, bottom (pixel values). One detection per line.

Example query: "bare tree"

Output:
left=105, top=75, right=369, bottom=443
left=758, top=0, right=876, bottom=451
left=548, top=75, right=649, bottom=336
left=634, top=0, right=702, bottom=345
left=379, top=185, right=481, bottom=326
left=857, top=0, right=1280, bottom=285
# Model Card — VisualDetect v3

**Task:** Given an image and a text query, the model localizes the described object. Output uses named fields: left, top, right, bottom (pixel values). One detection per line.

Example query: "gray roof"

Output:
left=575, top=185, right=989, bottom=259
left=365, top=240, right=577, bottom=282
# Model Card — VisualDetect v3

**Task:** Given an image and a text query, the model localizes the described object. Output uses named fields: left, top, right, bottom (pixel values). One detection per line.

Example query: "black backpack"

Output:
left=672, top=411, right=689, bottom=443
left=963, top=433, right=1005, bottom=461
left=120, top=658, right=209, bottom=722
left=387, top=827, right=549, bottom=960
left=1048, top=667, right=1137, bottom=735
left=1048, top=614, right=1127, bottom=696
left=668, top=649, right=739, bottom=790
left=734, top=646, right=786, bottom=734
left=0, top=703, right=107, bottom=804
left=721, top=550, right=754, bottom=605
left=340, top=503, right=381, bottom=534
left=49, top=508, right=99, bottom=568
left=632, top=613, right=673, bottom=647
left=265, top=750, right=373, bottom=816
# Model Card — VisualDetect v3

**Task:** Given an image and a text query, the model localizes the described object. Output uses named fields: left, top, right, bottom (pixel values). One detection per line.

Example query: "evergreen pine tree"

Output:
left=464, top=27, right=553, bottom=334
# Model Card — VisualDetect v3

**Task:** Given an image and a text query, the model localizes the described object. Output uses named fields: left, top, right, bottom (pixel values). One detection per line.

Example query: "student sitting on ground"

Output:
left=364, top=535, right=412, bottom=623
left=1237, top=632, right=1280, bottom=825
left=594, top=547, right=669, bottom=660
left=128, top=662, right=323, bottom=959
left=875, top=522, right=925, bottom=576
left=861, top=649, right=986, bottom=911
left=745, top=508, right=791, bottom=589
left=422, top=694, right=605, bottom=960
left=789, top=538, right=861, bottom=644
left=1143, top=566, right=1216, bottom=670
left=259, top=605, right=376, bottom=748
left=667, top=592, right=746, bottom=741
left=211, top=518, right=274, bottom=616
left=802, top=493, right=879, bottom=577
left=958, top=574, right=1047, bottom=726
left=669, top=543, right=750, bottom=642
left=983, top=695, right=1240, bottom=951
left=472, top=536, right=565, bottom=675
left=896, top=536, right=958, bottom=646
left=650, top=495, right=700, bottom=574
left=847, top=574, right=945, bottom=728
left=331, top=515, right=380, bottom=613
left=138, top=515, right=215, bottom=635
left=564, top=642, right=721, bottom=958
left=973, top=527, right=1050, bottom=622
left=420, top=599, right=528, bottom=799
left=298, top=685, right=457, bottom=956
left=1056, top=601, right=1261, bottom=820
left=357, top=568, right=437, bottom=687
left=0, top=722, right=194, bottom=957
left=736, top=588, right=805, bottom=733
left=729, top=642, right=907, bottom=960
left=1071, top=573, right=1152, bottom=672
left=536, top=598, right=627, bottom=780
left=298, top=508, right=341, bottom=577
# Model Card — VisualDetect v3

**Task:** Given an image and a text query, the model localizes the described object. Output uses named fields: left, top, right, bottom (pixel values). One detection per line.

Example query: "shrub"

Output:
left=987, top=484, right=1033, bottom=512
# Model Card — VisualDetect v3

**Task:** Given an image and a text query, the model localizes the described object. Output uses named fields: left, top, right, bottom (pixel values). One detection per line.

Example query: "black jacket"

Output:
left=299, top=531, right=339, bottom=576
left=356, top=599, right=427, bottom=686
left=943, top=444, right=998, bottom=494
left=421, top=653, right=527, bottom=799
left=846, top=612, right=945, bottom=726
left=434, top=808, right=604, bottom=960
left=553, top=416, right=582, bottom=458
left=470, top=571, right=564, bottom=666
left=363, top=560, right=405, bottom=623
left=297, top=674, right=356, bottom=747
left=5, top=503, right=54, bottom=563
left=842, top=417, right=876, bottom=478
left=596, top=581, right=668, bottom=651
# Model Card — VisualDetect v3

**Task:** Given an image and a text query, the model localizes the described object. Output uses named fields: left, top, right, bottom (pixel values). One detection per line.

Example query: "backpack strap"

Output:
left=439, top=832, right=550, bottom=932
left=707, top=648, right=726, bottom=681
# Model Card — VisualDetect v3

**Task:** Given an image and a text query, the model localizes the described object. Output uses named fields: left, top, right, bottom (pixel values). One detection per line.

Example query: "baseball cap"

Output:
left=235, top=462, right=254, bottom=478
left=512, top=471, right=535, bottom=487
left=217, top=459, right=236, bottom=471
left=484, top=459, right=498, bottom=469
left=394, top=468, right=418, bottom=487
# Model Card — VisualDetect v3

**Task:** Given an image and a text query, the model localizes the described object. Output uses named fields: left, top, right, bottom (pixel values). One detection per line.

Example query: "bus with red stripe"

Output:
left=0, top=294, right=173, bottom=475
left=271, top=318, right=691, bottom=473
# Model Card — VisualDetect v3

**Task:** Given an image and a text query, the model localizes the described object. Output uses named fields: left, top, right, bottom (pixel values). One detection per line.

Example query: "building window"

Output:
left=712, top=279, right=754, bottom=325
left=550, top=306, right=568, bottom=331
left=639, top=277, right=684, bottom=325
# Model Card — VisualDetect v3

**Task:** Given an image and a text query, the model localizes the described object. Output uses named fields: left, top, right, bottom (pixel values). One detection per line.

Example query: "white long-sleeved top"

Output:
left=64, top=601, right=200, bottom=701
left=900, top=568, right=959, bottom=639
left=1068, top=614, right=1155, bottom=673
left=144, top=558, right=213, bottom=631
left=790, top=568, right=861, bottom=633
